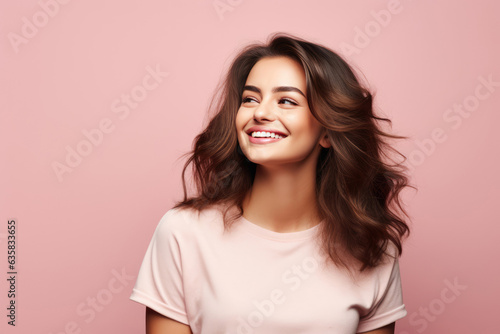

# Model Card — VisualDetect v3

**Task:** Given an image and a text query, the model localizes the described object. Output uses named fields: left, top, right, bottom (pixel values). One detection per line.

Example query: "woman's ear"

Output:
left=319, top=129, right=331, bottom=149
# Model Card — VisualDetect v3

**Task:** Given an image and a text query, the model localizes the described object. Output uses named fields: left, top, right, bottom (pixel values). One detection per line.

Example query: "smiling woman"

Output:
left=129, top=32, right=415, bottom=334
left=236, top=56, right=329, bottom=170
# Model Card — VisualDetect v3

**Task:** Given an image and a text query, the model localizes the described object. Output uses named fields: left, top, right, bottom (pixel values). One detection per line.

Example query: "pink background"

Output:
left=1, top=1, right=498, bottom=333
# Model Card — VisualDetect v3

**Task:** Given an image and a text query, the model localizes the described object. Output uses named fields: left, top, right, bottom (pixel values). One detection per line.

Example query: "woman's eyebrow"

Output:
left=243, top=85, right=306, bottom=98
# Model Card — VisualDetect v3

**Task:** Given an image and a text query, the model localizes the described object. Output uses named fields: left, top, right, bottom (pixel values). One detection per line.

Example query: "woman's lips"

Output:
left=247, top=133, right=286, bottom=144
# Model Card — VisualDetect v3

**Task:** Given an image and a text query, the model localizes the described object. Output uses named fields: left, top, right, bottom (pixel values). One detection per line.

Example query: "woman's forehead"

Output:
left=245, top=56, right=306, bottom=90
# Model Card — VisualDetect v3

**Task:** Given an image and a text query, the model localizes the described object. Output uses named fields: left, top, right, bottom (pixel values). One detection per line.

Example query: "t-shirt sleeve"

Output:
left=129, top=211, right=189, bottom=325
left=356, top=248, right=407, bottom=333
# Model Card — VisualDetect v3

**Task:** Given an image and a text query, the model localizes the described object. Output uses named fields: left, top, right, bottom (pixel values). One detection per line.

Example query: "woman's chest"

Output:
left=182, top=236, right=364, bottom=333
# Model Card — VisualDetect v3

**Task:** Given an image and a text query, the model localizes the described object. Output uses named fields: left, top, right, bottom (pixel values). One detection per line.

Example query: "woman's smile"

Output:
left=248, top=131, right=287, bottom=144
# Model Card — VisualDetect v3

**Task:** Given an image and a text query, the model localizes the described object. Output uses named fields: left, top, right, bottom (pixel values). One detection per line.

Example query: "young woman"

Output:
left=130, top=32, right=414, bottom=334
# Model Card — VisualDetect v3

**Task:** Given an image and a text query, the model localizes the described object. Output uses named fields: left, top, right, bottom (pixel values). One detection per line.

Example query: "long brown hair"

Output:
left=172, top=32, right=415, bottom=273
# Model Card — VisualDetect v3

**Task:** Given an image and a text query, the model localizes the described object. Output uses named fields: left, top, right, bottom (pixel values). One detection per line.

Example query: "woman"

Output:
left=130, top=32, right=414, bottom=334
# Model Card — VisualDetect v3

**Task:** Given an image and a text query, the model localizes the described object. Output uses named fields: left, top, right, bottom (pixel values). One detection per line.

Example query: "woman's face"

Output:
left=236, top=56, right=329, bottom=167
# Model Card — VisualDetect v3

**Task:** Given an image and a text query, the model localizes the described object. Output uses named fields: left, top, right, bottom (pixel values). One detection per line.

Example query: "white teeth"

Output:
left=251, top=131, right=284, bottom=139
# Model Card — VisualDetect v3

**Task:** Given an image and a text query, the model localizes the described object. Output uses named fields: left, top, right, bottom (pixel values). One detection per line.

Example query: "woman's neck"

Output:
left=241, top=163, right=322, bottom=233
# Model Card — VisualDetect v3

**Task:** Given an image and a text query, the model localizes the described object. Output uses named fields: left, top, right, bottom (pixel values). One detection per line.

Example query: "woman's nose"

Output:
left=253, top=98, right=276, bottom=121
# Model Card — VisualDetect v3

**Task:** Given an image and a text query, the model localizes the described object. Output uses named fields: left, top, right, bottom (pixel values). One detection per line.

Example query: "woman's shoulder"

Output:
left=363, top=240, right=402, bottom=281
left=156, top=203, right=226, bottom=237
left=381, top=239, right=401, bottom=263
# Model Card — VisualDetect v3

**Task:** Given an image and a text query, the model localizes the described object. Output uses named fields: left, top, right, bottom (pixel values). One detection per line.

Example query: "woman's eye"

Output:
left=241, top=97, right=297, bottom=105
left=242, top=97, right=256, bottom=103
left=280, top=98, right=297, bottom=105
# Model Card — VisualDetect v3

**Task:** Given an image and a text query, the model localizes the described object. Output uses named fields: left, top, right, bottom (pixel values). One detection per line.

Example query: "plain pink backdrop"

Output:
left=1, top=1, right=498, bottom=333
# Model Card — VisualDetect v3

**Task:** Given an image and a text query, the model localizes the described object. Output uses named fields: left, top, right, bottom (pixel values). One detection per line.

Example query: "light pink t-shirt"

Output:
left=129, top=205, right=407, bottom=333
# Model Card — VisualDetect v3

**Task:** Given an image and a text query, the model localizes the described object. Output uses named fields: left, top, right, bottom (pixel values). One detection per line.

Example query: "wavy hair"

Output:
left=172, top=32, right=415, bottom=273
